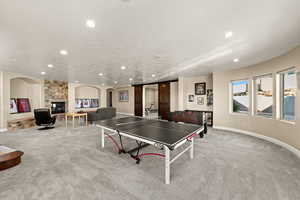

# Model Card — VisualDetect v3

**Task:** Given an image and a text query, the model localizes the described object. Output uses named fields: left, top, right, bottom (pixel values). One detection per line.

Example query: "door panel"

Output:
left=109, top=91, right=112, bottom=107
left=158, top=82, right=170, bottom=120
left=134, top=85, right=143, bottom=116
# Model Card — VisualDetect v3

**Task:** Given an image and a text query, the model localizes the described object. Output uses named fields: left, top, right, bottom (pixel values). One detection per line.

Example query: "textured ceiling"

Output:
left=1, top=0, right=300, bottom=86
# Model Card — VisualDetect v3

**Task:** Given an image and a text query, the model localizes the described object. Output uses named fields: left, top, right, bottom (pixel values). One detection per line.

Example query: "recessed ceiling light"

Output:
left=98, top=73, right=103, bottom=76
left=233, top=58, right=239, bottom=63
left=121, top=66, right=126, bottom=70
left=47, top=64, right=53, bottom=68
left=225, top=31, right=233, bottom=39
left=152, top=74, right=156, bottom=77
left=129, top=78, right=133, bottom=81
left=86, top=19, right=96, bottom=28
left=114, top=81, right=118, bottom=84
left=60, top=50, right=68, bottom=55
left=41, top=72, right=46, bottom=75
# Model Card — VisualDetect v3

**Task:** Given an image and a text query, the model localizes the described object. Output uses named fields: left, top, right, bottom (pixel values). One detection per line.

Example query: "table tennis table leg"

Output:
left=190, top=137, right=194, bottom=159
left=164, top=146, right=170, bottom=184
left=101, top=128, right=105, bottom=148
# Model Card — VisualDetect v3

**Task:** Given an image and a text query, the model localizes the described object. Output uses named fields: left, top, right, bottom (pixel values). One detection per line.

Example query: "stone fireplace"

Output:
left=44, top=80, right=68, bottom=114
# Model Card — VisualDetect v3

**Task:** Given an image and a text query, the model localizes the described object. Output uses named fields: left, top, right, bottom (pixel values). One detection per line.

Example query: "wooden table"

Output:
left=0, top=147, right=24, bottom=171
left=65, top=113, right=88, bottom=128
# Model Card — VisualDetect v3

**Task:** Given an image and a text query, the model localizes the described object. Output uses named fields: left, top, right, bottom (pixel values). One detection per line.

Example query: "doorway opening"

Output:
left=106, top=89, right=113, bottom=107
left=143, top=84, right=159, bottom=119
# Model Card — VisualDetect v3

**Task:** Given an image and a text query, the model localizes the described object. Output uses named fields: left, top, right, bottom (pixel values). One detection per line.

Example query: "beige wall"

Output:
left=11, top=78, right=32, bottom=98
left=0, top=72, right=4, bottom=130
left=170, top=82, right=178, bottom=112
left=112, top=86, right=134, bottom=115
left=213, top=46, right=300, bottom=150
left=178, top=75, right=213, bottom=111
left=75, top=86, right=100, bottom=99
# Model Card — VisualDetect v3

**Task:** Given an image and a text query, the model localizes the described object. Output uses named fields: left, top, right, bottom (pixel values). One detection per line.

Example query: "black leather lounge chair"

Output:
left=34, top=108, right=56, bottom=130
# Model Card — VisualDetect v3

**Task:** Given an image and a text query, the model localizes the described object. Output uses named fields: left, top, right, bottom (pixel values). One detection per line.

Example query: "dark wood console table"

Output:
left=184, top=110, right=213, bottom=127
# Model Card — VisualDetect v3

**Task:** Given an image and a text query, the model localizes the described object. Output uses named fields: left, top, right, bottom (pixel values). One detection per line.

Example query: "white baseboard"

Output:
left=213, top=125, right=300, bottom=158
left=116, top=112, right=134, bottom=116
left=0, top=128, right=8, bottom=132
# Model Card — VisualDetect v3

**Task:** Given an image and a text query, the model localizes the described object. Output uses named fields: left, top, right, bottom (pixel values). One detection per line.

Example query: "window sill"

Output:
left=254, top=115, right=274, bottom=120
left=230, top=112, right=249, bottom=116
left=278, top=120, right=296, bottom=126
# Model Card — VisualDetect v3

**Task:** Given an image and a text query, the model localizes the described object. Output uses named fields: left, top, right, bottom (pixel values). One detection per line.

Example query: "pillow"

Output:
left=0, top=146, right=16, bottom=156
left=96, top=108, right=102, bottom=113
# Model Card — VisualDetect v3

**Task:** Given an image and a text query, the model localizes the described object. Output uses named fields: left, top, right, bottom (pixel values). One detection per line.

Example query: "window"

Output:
left=231, top=80, right=249, bottom=113
left=280, top=69, right=297, bottom=121
left=254, top=74, right=273, bottom=118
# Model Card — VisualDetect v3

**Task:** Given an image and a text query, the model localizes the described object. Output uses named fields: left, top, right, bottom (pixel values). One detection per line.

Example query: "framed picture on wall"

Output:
left=17, top=98, right=31, bottom=113
left=195, top=82, right=206, bottom=95
left=90, top=99, right=99, bottom=108
left=75, top=99, right=83, bottom=108
left=82, top=99, right=91, bottom=108
left=10, top=98, right=18, bottom=114
left=205, top=111, right=213, bottom=126
left=197, top=96, right=204, bottom=105
left=207, top=89, right=213, bottom=106
left=119, top=90, right=129, bottom=102
left=188, top=95, right=194, bottom=102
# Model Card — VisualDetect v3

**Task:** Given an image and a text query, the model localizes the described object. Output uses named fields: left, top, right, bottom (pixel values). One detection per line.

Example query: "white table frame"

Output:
left=97, top=124, right=204, bottom=184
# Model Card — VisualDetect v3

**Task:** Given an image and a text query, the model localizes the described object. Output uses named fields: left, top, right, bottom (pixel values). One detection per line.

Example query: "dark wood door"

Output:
left=109, top=91, right=112, bottom=107
left=134, top=85, right=143, bottom=116
left=158, top=82, right=170, bottom=120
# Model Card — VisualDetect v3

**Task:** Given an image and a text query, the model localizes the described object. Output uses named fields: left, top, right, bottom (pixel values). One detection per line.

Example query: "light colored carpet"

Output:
left=0, top=121, right=300, bottom=200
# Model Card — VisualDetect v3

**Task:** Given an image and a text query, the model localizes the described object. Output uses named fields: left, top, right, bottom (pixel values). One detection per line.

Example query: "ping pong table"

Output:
left=96, top=116, right=205, bottom=184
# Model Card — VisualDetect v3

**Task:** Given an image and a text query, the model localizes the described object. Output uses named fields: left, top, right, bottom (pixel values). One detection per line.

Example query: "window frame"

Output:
left=253, top=73, right=274, bottom=119
left=277, top=67, right=297, bottom=122
left=230, top=78, right=251, bottom=115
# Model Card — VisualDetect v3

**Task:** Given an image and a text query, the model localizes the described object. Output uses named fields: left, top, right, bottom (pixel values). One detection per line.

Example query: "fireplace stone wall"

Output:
left=44, top=80, right=68, bottom=111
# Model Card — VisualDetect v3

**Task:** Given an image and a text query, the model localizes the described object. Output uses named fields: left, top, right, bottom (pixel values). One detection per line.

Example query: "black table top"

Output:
left=96, top=117, right=203, bottom=148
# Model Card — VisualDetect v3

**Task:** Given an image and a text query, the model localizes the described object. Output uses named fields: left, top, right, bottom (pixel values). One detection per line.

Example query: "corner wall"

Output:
left=170, top=82, right=178, bottom=112
left=213, top=46, right=300, bottom=150
left=178, top=75, right=213, bottom=111
left=112, top=86, right=134, bottom=115
left=0, top=72, right=4, bottom=130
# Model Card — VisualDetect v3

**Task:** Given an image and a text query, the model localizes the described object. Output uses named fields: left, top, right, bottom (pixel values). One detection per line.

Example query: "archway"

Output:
left=74, top=85, right=101, bottom=111
left=9, top=77, right=41, bottom=116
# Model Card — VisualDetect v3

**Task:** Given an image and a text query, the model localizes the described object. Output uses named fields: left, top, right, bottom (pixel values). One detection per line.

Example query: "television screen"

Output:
left=90, top=99, right=99, bottom=108
left=10, top=98, right=18, bottom=114
left=17, top=98, right=31, bottom=113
